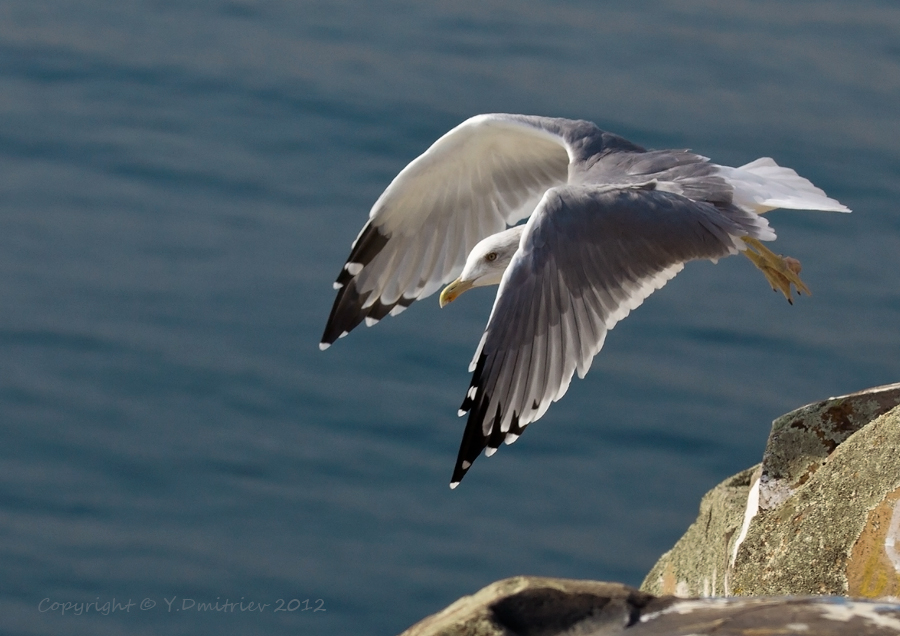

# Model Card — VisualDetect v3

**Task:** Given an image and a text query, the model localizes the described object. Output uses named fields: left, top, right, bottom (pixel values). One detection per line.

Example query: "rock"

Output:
left=641, top=465, right=759, bottom=597
left=400, top=384, right=900, bottom=635
left=399, top=576, right=900, bottom=635
left=642, top=382, right=900, bottom=598
left=628, top=597, right=900, bottom=635
left=734, top=398, right=900, bottom=596
left=397, top=576, right=655, bottom=636
left=758, top=383, right=900, bottom=512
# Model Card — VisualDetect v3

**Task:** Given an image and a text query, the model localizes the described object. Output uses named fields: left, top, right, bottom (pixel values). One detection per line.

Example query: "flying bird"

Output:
left=320, top=114, right=849, bottom=488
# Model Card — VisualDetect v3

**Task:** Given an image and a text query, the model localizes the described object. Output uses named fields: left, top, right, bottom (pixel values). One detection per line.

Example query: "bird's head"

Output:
left=439, top=225, right=525, bottom=307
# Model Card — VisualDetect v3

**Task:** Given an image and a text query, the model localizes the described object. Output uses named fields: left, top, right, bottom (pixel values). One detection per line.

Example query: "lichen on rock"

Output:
left=734, top=398, right=900, bottom=595
left=642, top=382, right=900, bottom=598
left=400, top=384, right=900, bottom=635
left=400, top=576, right=900, bottom=635
left=641, top=464, right=758, bottom=597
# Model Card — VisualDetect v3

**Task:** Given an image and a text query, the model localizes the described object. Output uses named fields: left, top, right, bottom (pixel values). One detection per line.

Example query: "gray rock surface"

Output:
left=398, top=576, right=900, bottom=635
left=642, top=383, right=900, bottom=598
left=398, top=576, right=654, bottom=636
left=641, top=465, right=759, bottom=597
left=759, top=383, right=900, bottom=511
left=626, top=597, right=900, bottom=635
left=401, top=383, right=900, bottom=635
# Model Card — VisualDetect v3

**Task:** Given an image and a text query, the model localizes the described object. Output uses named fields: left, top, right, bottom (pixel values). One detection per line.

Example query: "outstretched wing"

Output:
left=450, top=184, right=775, bottom=487
left=320, top=114, right=580, bottom=349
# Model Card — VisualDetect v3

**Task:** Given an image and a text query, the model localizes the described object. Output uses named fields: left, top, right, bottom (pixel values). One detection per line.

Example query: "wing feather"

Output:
left=321, top=114, right=576, bottom=347
left=450, top=185, right=774, bottom=485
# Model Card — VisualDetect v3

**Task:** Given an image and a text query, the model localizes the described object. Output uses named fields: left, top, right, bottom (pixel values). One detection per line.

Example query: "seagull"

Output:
left=320, top=114, right=850, bottom=488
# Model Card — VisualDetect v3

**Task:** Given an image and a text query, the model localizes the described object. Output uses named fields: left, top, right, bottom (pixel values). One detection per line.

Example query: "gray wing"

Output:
left=321, top=114, right=588, bottom=349
left=450, top=184, right=774, bottom=487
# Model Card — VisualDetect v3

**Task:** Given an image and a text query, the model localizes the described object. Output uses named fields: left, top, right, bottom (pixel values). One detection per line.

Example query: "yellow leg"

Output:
left=741, top=237, right=810, bottom=304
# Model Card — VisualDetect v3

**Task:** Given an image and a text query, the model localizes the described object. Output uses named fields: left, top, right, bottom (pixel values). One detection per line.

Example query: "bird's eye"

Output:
left=485, top=252, right=497, bottom=262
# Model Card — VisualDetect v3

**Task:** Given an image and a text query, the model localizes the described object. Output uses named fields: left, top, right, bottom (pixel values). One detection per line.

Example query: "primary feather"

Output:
left=320, top=114, right=850, bottom=487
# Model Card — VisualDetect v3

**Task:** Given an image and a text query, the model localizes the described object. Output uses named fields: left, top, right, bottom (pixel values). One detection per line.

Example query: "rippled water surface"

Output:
left=1, top=1, right=899, bottom=634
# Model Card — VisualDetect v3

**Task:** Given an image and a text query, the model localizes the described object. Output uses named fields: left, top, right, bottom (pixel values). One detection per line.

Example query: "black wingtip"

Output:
left=450, top=391, right=530, bottom=487
left=450, top=418, right=484, bottom=486
left=450, top=350, right=531, bottom=487
left=321, top=279, right=370, bottom=347
left=450, top=450, right=479, bottom=487
left=450, top=353, right=491, bottom=486
left=321, top=222, right=421, bottom=346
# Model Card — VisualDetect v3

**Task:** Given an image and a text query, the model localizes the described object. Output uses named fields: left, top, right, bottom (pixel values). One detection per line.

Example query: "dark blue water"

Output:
left=1, top=1, right=898, bottom=634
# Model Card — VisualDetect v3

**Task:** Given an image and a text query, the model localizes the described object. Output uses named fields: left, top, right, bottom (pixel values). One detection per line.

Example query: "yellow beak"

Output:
left=439, top=278, right=474, bottom=308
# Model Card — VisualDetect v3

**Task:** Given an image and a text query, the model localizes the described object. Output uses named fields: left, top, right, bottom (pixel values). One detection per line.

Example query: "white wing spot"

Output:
left=467, top=386, right=478, bottom=399
left=364, top=316, right=380, bottom=327
left=344, top=262, right=363, bottom=276
left=462, top=461, right=471, bottom=469
left=505, top=433, right=519, bottom=445
left=485, top=447, right=497, bottom=457
left=333, top=281, right=343, bottom=290
left=318, top=342, right=331, bottom=351
left=338, top=331, right=349, bottom=339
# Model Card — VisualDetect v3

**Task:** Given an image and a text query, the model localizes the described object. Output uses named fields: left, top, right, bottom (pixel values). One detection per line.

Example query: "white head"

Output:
left=439, top=225, right=525, bottom=307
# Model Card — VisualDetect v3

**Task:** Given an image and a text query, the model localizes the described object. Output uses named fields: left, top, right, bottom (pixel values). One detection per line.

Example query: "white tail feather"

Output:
left=718, top=158, right=850, bottom=214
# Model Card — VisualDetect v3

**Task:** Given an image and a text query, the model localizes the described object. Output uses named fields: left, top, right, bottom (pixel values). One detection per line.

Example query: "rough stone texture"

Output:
left=733, top=401, right=900, bottom=595
left=641, top=383, right=900, bottom=599
left=397, top=576, right=655, bottom=636
left=399, top=577, right=900, bottom=635
left=848, top=485, right=900, bottom=598
left=759, top=383, right=900, bottom=510
left=401, top=384, right=900, bottom=635
left=641, top=465, right=758, bottom=597
left=625, top=597, right=900, bottom=635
